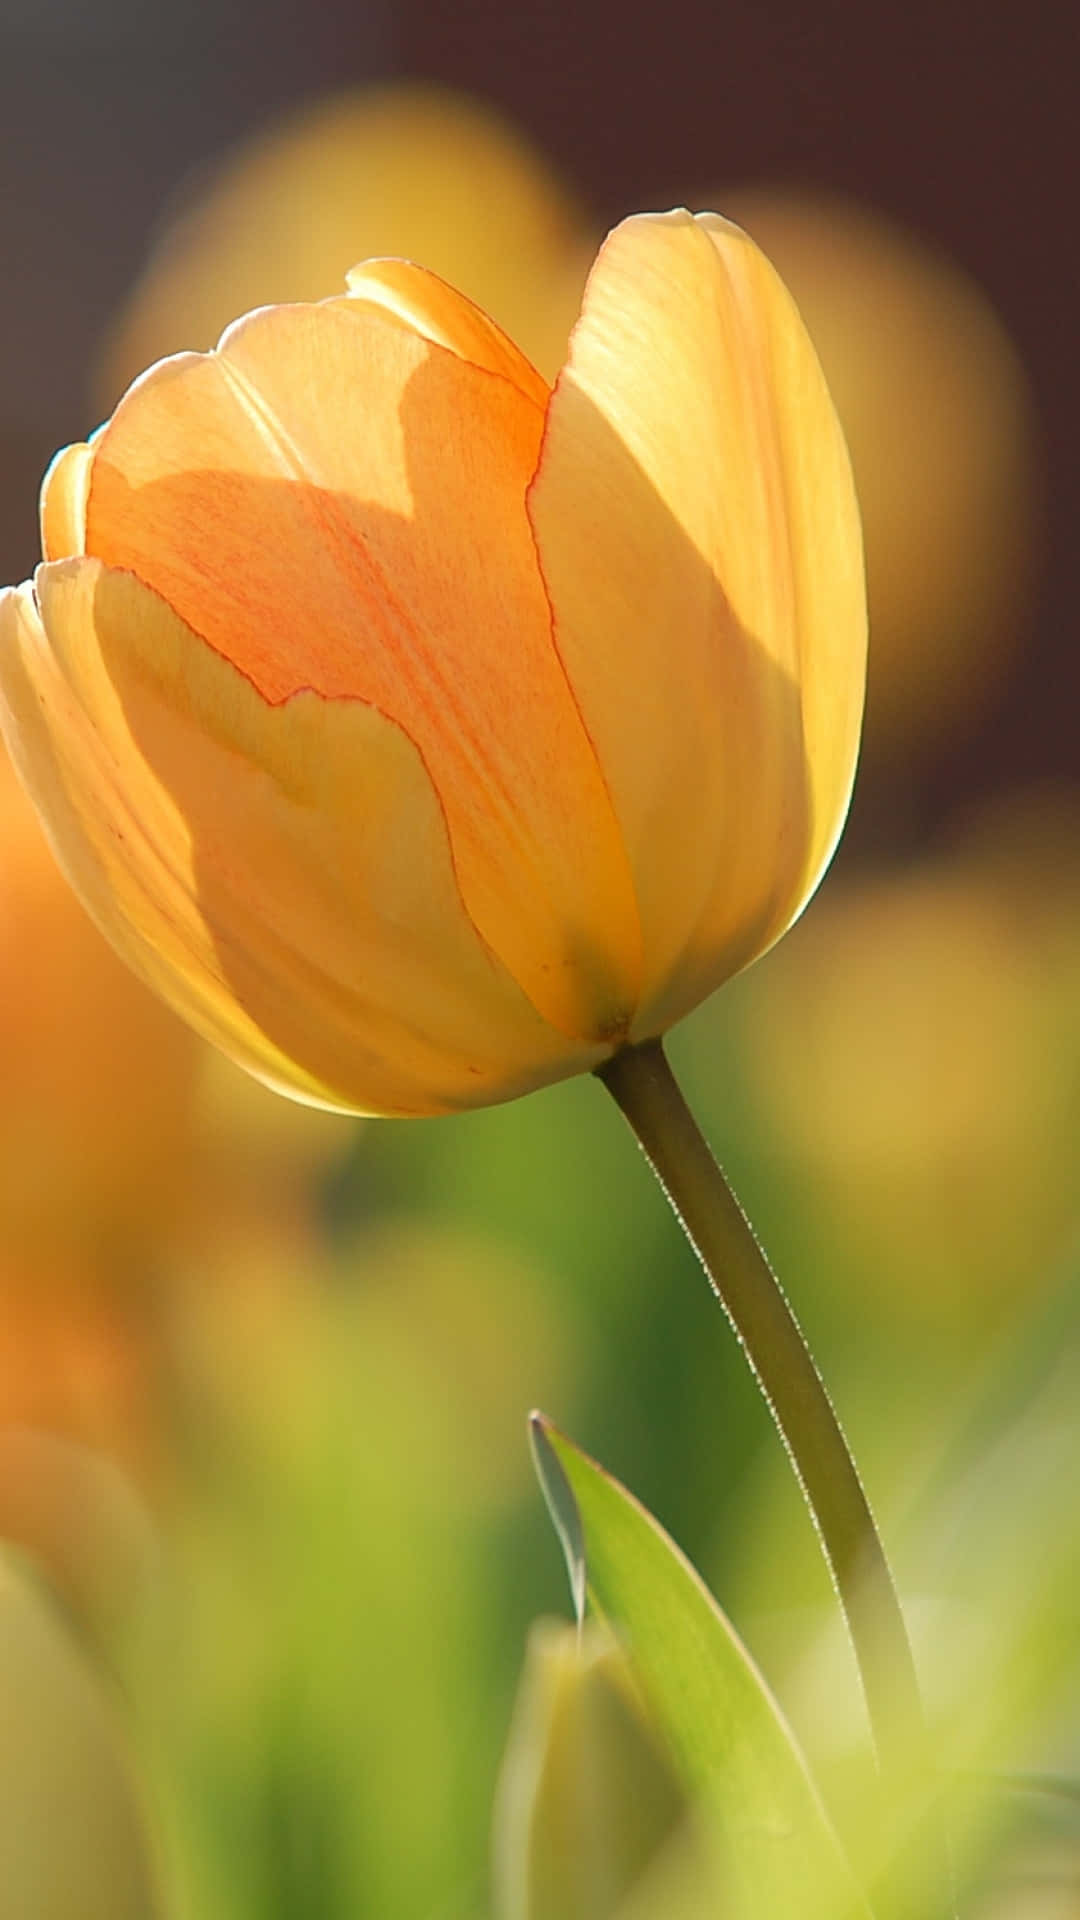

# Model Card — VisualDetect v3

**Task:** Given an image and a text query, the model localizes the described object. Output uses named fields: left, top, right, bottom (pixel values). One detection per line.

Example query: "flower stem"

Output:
left=596, top=1036, right=948, bottom=1912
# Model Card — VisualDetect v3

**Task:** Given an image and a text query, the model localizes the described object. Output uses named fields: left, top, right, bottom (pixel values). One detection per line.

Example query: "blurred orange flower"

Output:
left=0, top=737, right=198, bottom=1263
left=0, top=211, right=865, bottom=1116
left=0, top=1267, right=160, bottom=1480
left=719, top=190, right=1040, bottom=770
left=735, top=785, right=1080, bottom=1324
left=95, top=83, right=594, bottom=402
left=0, top=728, right=345, bottom=1482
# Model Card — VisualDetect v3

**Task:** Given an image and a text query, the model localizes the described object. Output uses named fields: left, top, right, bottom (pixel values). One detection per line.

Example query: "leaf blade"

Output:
left=530, top=1413, right=874, bottom=1919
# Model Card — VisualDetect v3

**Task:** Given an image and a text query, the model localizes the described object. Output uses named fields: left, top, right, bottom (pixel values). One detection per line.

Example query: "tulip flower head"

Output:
left=0, top=212, right=865, bottom=1117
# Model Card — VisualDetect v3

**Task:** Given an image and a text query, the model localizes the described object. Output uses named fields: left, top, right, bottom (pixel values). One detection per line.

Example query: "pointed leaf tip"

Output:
left=529, top=1413, right=586, bottom=1627
left=532, top=1419, right=876, bottom=1918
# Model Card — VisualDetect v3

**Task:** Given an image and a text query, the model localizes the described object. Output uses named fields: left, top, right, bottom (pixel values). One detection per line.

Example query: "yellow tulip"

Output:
left=0, top=211, right=866, bottom=1117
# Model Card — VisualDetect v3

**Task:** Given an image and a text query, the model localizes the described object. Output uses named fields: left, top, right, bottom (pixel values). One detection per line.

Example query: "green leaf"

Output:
left=530, top=1414, right=874, bottom=1920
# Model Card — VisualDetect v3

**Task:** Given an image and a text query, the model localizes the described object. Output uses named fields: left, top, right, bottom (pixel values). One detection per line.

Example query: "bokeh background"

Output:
left=0, top=2, right=1078, bottom=1915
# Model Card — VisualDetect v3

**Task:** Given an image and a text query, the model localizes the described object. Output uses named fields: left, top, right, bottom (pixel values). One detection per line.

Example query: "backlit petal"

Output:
left=40, top=441, right=94, bottom=561
left=341, top=259, right=549, bottom=408
left=85, top=298, right=641, bottom=1042
left=0, top=562, right=604, bottom=1115
left=529, top=210, right=866, bottom=1035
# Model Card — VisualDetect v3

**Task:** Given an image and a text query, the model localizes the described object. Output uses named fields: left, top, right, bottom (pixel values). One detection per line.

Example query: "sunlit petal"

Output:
left=0, top=563, right=604, bottom=1115
left=40, top=441, right=94, bottom=562
left=530, top=210, right=866, bottom=1034
left=340, top=259, right=549, bottom=407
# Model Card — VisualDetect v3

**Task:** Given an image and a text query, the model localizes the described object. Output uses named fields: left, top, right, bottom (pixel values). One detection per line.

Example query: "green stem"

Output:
left=596, top=1037, right=946, bottom=1906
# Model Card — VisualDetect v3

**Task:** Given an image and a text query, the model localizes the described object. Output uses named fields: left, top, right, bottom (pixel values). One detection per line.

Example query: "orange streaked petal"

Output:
left=83, top=297, right=641, bottom=1042
left=0, top=562, right=606, bottom=1115
left=40, top=441, right=95, bottom=561
left=340, top=258, right=550, bottom=409
left=529, top=210, right=866, bottom=1035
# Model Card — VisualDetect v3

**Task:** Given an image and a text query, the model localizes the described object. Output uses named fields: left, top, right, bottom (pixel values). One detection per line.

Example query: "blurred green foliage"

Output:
left=2, top=924, right=1074, bottom=1918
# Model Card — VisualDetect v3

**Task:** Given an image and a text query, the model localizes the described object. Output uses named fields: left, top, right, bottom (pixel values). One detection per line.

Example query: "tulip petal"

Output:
left=84, top=297, right=641, bottom=1042
left=0, top=562, right=607, bottom=1115
left=40, top=441, right=94, bottom=561
left=340, top=259, right=550, bottom=408
left=529, top=210, right=867, bottom=1035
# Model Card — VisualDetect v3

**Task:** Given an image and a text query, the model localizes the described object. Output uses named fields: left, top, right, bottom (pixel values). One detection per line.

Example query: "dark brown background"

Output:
left=2, top=0, right=1075, bottom=825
